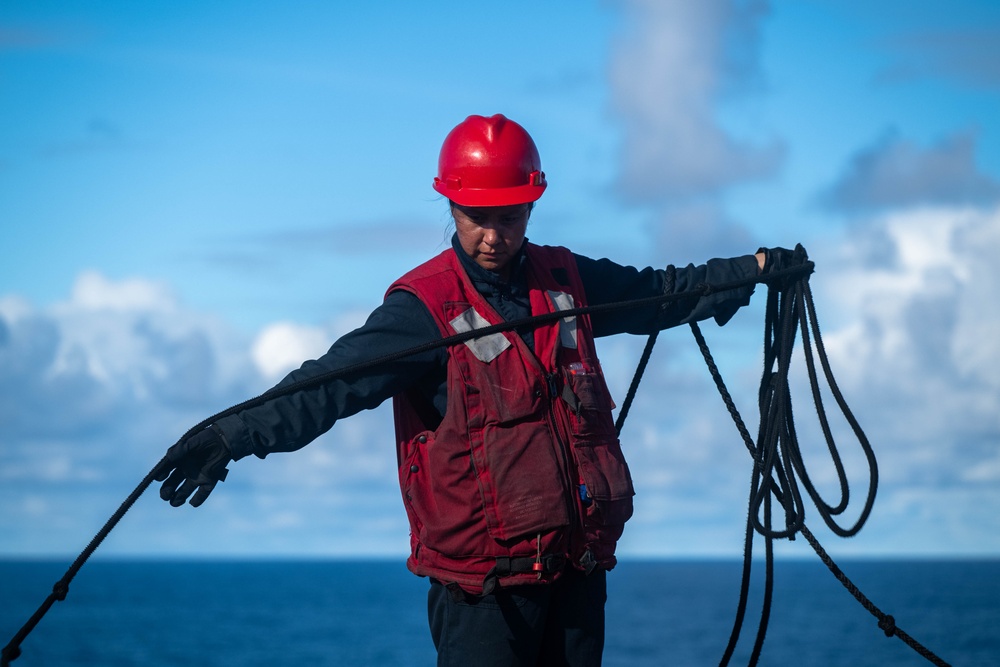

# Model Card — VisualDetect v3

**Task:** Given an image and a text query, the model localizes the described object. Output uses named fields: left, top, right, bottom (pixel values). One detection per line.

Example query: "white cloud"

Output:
left=252, top=322, right=334, bottom=380
left=598, top=202, right=1000, bottom=556
left=68, top=270, right=174, bottom=311
left=3, top=214, right=998, bottom=557
left=820, top=205, right=1000, bottom=392
left=951, top=208, right=1000, bottom=389
left=0, top=272, right=406, bottom=557
left=821, top=130, right=1000, bottom=213
left=963, top=453, right=1000, bottom=483
left=0, top=272, right=264, bottom=552
left=808, top=204, right=1000, bottom=550
left=608, top=0, right=783, bottom=202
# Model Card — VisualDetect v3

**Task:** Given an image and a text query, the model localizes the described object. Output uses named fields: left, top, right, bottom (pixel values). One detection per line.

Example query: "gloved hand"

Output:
left=757, top=244, right=809, bottom=276
left=154, top=426, right=232, bottom=507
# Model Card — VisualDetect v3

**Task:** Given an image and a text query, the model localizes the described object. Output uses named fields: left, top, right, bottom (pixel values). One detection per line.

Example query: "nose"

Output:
left=483, top=226, right=500, bottom=246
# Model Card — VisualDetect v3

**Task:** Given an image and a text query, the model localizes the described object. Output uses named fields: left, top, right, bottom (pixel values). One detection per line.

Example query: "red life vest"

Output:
left=388, top=243, right=634, bottom=594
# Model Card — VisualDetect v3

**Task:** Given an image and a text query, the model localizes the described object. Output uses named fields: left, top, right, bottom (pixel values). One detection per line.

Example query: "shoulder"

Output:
left=387, top=248, right=461, bottom=296
left=524, top=241, right=575, bottom=265
left=523, top=242, right=591, bottom=301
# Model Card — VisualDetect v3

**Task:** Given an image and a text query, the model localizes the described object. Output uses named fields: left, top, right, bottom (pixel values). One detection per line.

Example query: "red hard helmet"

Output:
left=433, top=114, right=547, bottom=207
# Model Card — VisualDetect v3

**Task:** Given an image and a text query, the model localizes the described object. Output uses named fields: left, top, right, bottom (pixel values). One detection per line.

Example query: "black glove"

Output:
left=154, top=426, right=232, bottom=507
left=757, top=244, right=809, bottom=276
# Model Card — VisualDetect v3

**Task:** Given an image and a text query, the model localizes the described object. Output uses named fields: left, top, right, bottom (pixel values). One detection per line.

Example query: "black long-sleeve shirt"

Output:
left=217, top=236, right=760, bottom=460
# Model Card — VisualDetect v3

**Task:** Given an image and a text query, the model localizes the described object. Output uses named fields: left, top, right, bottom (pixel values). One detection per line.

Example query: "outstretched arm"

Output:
left=575, top=252, right=762, bottom=337
left=156, top=290, right=445, bottom=506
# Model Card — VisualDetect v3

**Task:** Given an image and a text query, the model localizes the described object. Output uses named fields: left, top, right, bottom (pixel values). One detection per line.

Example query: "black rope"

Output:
left=688, top=249, right=951, bottom=667
left=0, top=463, right=166, bottom=667
left=799, top=524, right=952, bottom=667
left=615, top=265, right=676, bottom=436
left=2, top=256, right=948, bottom=667
left=3, top=261, right=802, bottom=666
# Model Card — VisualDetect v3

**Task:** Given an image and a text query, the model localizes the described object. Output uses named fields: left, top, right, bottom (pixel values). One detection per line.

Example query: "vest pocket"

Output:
left=474, top=419, right=571, bottom=542
left=561, top=366, right=617, bottom=437
left=573, top=436, right=635, bottom=526
left=400, top=430, right=487, bottom=557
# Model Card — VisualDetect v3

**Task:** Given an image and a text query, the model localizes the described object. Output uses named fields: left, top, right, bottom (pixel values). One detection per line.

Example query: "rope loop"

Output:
left=691, top=249, right=951, bottom=667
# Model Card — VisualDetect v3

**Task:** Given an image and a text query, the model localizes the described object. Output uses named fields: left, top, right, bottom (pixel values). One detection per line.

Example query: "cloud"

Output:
left=820, top=205, right=1000, bottom=395
left=812, top=204, right=1000, bottom=524
left=820, top=130, right=1000, bottom=214
left=68, top=270, right=171, bottom=311
left=0, top=271, right=407, bottom=557
left=253, top=322, right=334, bottom=380
left=0, top=273, right=256, bottom=551
left=607, top=0, right=784, bottom=202
left=249, top=313, right=385, bottom=381
left=601, top=202, right=1000, bottom=556
left=5, top=214, right=999, bottom=558
left=0, top=272, right=258, bottom=444
left=878, top=27, right=1000, bottom=88
left=652, top=201, right=758, bottom=262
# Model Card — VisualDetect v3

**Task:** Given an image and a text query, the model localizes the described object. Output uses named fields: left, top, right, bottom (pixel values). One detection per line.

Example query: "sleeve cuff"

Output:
left=215, top=413, right=256, bottom=461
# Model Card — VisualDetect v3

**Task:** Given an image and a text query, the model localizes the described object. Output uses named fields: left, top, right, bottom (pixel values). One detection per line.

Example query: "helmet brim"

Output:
left=433, top=181, right=546, bottom=207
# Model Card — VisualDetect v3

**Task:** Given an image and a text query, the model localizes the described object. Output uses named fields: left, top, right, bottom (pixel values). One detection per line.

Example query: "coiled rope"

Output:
left=687, top=269, right=951, bottom=667
left=1, top=256, right=949, bottom=667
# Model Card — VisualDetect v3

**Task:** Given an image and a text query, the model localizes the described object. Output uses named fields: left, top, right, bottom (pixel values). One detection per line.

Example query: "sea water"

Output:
left=1, top=559, right=996, bottom=666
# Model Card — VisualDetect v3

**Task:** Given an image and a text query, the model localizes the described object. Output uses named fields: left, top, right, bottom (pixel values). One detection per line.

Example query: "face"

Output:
left=452, top=202, right=531, bottom=278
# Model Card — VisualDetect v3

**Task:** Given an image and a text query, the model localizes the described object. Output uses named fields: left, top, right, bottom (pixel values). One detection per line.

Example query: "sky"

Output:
left=1, top=0, right=999, bottom=561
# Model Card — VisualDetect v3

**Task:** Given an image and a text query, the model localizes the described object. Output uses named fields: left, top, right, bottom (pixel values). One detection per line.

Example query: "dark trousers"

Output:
left=427, top=568, right=607, bottom=667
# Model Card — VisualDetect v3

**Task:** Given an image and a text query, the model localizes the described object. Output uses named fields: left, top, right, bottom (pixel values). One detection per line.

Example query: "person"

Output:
left=155, top=114, right=792, bottom=666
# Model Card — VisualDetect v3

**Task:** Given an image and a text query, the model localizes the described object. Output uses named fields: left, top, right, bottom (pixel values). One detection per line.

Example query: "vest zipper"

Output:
left=545, top=370, right=582, bottom=551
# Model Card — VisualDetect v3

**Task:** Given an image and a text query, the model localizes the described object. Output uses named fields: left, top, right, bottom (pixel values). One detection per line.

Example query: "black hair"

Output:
left=448, top=200, right=536, bottom=216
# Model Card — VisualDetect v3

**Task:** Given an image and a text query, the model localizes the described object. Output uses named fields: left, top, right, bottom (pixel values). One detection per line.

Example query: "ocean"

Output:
left=1, top=559, right=996, bottom=666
